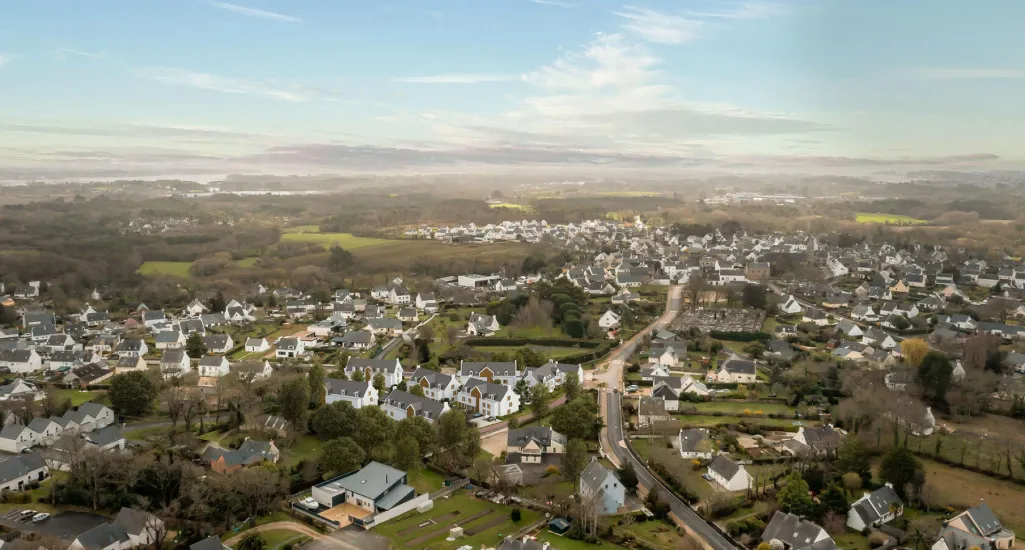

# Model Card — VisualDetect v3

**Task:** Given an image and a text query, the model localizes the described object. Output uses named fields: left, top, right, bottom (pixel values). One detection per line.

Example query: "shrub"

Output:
left=511, top=508, right=522, bottom=522
left=545, top=465, right=560, bottom=476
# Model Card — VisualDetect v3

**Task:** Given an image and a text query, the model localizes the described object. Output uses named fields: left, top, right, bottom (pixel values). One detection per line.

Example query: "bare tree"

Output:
left=40, top=431, right=87, bottom=504
left=143, top=514, right=169, bottom=550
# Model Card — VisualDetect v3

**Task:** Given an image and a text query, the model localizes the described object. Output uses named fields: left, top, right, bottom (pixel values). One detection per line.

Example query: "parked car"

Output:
left=30, top=513, right=50, bottom=524
left=626, top=385, right=639, bottom=392
left=19, top=510, right=36, bottom=520
left=299, top=497, right=318, bottom=510
left=701, top=473, right=713, bottom=481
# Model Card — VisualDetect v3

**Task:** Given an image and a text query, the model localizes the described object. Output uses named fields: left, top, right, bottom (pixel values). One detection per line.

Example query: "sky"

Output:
left=2, top=0, right=1024, bottom=180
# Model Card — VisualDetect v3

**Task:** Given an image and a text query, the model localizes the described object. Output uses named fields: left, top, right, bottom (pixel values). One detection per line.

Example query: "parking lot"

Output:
left=0, top=510, right=110, bottom=539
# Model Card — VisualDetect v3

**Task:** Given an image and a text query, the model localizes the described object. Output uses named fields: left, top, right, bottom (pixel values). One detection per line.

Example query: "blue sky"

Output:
left=2, top=0, right=1024, bottom=180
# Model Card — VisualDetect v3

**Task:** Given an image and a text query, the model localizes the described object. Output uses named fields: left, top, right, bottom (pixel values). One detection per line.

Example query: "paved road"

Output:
left=589, top=285, right=684, bottom=391
left=606, top=390, right=737, bottom=550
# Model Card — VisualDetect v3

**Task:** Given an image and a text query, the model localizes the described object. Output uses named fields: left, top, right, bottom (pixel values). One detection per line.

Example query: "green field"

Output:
left=855, top=212, right=928, bottom=225
left=234, top=257, right=260, bottom=267
left=280, top=232, right=396, bottom=250
left=535, top=532, right=628, bottom=550
left=49, top=389, right=104, bottom=406
left=686, top=401, right=797, bottom=416
left=470, top=345, right=586, bottom=360
left=374, top=491, right=540, bottom=550
left=281, top=434, right=322, bottom=467
left=282, top=224, right=322, bottom=233
left=672, top=415, right=813, bottom=430
left=138, top=261, right=192, bottom=277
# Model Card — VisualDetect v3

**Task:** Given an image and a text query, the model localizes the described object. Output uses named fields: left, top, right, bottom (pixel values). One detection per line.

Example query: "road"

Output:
left=589, top=285, right=684, bottom=391
left=606, top=390, right=737, bottom=550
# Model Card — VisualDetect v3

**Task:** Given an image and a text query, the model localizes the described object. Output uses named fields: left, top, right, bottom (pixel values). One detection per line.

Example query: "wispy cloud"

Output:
left=56, top=47, right=104, bottom=59
left=135, top=66, right=312, bottom=102
left=394, top=74, right=522, bottom=84
left=530, top=0, right=577, bottom=7
left=913, top=67, right=1025, bottom=79
left=614, top=6, right=703, bottom=45
left=209, top=1, right=301, bottom=22
left=0, top=53, right=10, bottom=68
left=687, top=1, right=782, bottom=20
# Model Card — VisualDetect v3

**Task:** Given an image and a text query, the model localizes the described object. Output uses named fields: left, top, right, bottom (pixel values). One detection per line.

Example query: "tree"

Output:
left=209, top=291, right=227, bottom=314
left=373, top=373, right=386, bottom=394
left=514, top=379, right=529, bottom=402
left=880, top=447, right=922, bottom=498
left=278, top=377, right=311, bottom=439
left=917, top=352, right=954, bottom=406
left=562, top=371, right=581, bottom=401
left=618, top=463, right=639, bottom=493
left=351, top=368, right=365, bottom=382
left=777, top=472, right=816, bottom=517
left=819, top=485, right=848, bottom=516
left=529, top=383, right=551, bottom=425
left=308, top=363, right=326, bottom=406
left=561, top=439, right=588, bottom=490
left=551, top=396, right=601, bottom=440
left=356, top=406, right=395, bottom=460
left=744, top=341, right=766, bottom=359
left=742, top=284, right=767, bottom=310
left=842, top=472, right=863, bottom=493
left=320, top=437, right=365, bottom=473
left=394, top=436, right=421, bottom=471
left=185, top=333, right=207, bottom=358
left=836, top=436, right=872, bottom=483
left=311, top=401, right=358, bottom=439
left=236, top=534, right=266, bottom=550
left=515, top=346, right=546, bottom=369
left=395, top=416, right=437, bottom=457
left=901, top=338, right=930, bottom=368
left=327, top=245, right=355, bottom=272
left=437, top=410, right=475, bottom=469
left=108, top=371, right=158, bottom=417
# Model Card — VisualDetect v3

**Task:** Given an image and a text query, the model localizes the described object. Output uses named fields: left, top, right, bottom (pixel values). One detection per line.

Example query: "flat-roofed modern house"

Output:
left=312, top=461, right=415, bottom=514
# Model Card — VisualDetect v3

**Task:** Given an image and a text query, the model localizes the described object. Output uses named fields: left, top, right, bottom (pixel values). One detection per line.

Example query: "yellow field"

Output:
left=280, top=232, right=395, bottom=249
left=488, top=202, right=533, bottom=212
left=855, top=212, right=928, bottom=225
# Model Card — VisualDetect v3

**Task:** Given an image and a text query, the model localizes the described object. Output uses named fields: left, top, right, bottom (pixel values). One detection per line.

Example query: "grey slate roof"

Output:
left=333, top=461, right=406, bottom=500
left=852, top=485, right=902, bottom=525
left=460, top=361, right=518, bottom=377
left=0, top=452, right=46, bottom=485
left=678, top=429, right=710, bottom=454
left=381, top=390, right=447, bottom=420
left=507, top=426, right=566, bottom=448
left=325, top=378, right=373, bottom=398
left=85, top=425, right=124, bottom=447
left=761, top=511, right=835, bottom=550
left=191, top=535, right=226, bottom=550
left=708, top=455, right=741, bottom=480
left=580, top=459, right=616, bottom=495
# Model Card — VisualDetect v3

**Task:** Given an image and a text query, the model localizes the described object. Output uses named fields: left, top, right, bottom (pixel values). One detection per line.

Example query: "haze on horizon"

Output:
left=2, top=0, right=1024, bottom=181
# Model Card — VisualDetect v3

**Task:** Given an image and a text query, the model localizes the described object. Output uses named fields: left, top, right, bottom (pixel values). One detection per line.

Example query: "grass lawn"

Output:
left=618, top=519, right=691, bottom=548
left=280, top=232, right=394, bottom=250
left=281, top=435, right=321, bottom=467
left=833, top=532, right=872, bottom=550
left=631, top=439, right=716, bottom=501
left=199, top=430, right=224, bottom=442
left=536, top=532, right=628, bottom=550
left=49, top=388, right=104, bottom=406
left=407, top=468, right=446, bottom=494
left=761, top=317, right=779, bottom=334
left=138, top=261, right=192, bottom=277
left=124, top=425, right=172, bottom=440
left=685, top=401, right=797, bottom=416
left=234, top=257, right=260, bottom=268
left=519, top=478, right=576, bottom=505
left=374, top=490, right=540, bottom=550
left=282, top=224, right=321, bottom=233
left=672, top=415, right=812, bottom=430
left=855, top=213, right=928, bottom=225
left=235, top=529, right=308, bottom=550
left=497, top=325, right=570, bottom=339
left=470, top=345, right=587, bottom=361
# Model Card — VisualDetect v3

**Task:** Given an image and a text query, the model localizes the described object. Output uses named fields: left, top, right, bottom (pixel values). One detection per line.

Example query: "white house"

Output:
left=579, top=459, right=625, bottom=515
left=467, top=312, right=500, bottom=337
left=847, top=484, right=903, bottom=531
left=275, top=337, right=306, bottom=359
left=0, top=425, right=37, bottom=453
left=506, top=427, right=566, bottom=464
left=409, top=368, right=461, bottom=401
left=324, top=378, right=379, bottom=409
left=835, top=319, right=864, bottom=338
left=707, top=455, right=753, bottom=491
left=159, top=350, right=191, bottom=379
left=457, top=378, right=520, bottom=416
left=197, top=355, right=230, bottom=377
left=678, top=428, right=714, bottom=460
left=69, top=507, right=164, bottom=550
left=779, top=294, right=804, bottom=314
left=0, top=378, right=43, bottom=402
left=379, top=390, right=450, bottom=422
left=0, top=349, right=43, bottom=373
left=598, top=310, right=621, bottom=330
left=459, top=361, right=520, bottom=386
left=0, top=452, right=48, bottom=492
left=115, top=339, right=149, bottom=358
left=244, top=337, right=270, bottom=353
left=203, top=334, right=234, bottom=354
left=185, top=300, right=208, bottom=317
left=344, top=357, right=404, bottom=388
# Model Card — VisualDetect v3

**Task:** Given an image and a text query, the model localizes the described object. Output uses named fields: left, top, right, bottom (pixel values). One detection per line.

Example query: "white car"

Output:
left=299, top=497, right=318, bottom=510
left=31, top=513, right=50, bottom=524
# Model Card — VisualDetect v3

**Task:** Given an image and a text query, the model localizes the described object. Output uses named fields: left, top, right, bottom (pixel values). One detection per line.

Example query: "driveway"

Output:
left=0, top=510, right=110, bottom=539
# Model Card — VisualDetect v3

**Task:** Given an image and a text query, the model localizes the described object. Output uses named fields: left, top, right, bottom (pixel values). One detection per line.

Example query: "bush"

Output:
left=511, top=508, right=522, bottom=522
left=545, top=465, right=560, bottom=476
left=710, top=330, right=771, bottom=342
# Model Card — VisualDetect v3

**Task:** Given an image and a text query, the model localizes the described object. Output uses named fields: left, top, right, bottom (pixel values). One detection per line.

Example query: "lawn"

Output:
left=671, top=415, right=813, bottom=430
left=280, top=232, right=395, bottom=250
left=833, top=532, right=872, bottom=550
left=49, top=388, right=104, bottom=406
left=234, top=529, right=309, bottom=550
left=618, top=519, right=692, bottom=548
left=124, top=425, right=172, bottom=441
left=281, top=434, right=322, bottom=467
left=631, top=439, right=716, bottom=501
left=855, top=213, right=928, bottom=225
left=373, top=490, right=540, bottom=550
left=282, top=224, right=322, bottom=233
left=497, top=325, right=570, bottom=339
left=138, top=261, right=192, bottom=277
left=234, top=257, right=260, bottom=268
left=536, top=532, right=628, bottom=550
left=685, top=401, right=797, bottom=416
left=469, top=345, right=587, bottom=361
left=407, top=468, right=446, bottom=494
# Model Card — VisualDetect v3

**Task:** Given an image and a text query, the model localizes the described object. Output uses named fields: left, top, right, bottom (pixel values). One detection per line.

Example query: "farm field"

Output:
left=373, top=490, right=540, bottom=550
left=855, top=213, right=928, bottom=225
left=280, top=232, right=395, bottom=250
left=138, top=261, right=192, bottom=277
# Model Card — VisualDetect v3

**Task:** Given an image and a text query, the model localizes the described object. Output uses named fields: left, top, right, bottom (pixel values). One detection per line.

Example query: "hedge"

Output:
left=463, top=337, right=606, bottom=348
left=709, top=330, right=771, bottom=342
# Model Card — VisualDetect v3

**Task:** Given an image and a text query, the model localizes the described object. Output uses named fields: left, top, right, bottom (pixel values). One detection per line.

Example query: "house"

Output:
left=505, top=426, right=566, bottom=464
left=786, top=425, right=843, bottom=456
left=457, top=378, right=520, bottom=416
left=779, top=294, right=804, bottom=314
left=345, top=357, right=404, bottom=387
left=937, top=314, right=977, bottom=331
left=851, top=305, right=877, bottom=322
left=334, top=330, right=376, bottom=351
left=90, top=334, right=120, bottom=355
left=232, top=360, right=274, bottom=381
left=115, top=339, right=148, bottom=358
left=746, top=262, right=771, bottom=280
left=190, top=535, right=228, bottom=550
left=707, top=455, right=753, bottom=491
left=27, top=417, right=63, bottom=445
left=0, top=425, right=37, bottom=453
left=311, top=461, right=415, bottom=513
left=185, top=300, right=208, bottom=317
left=48, top=349, right=100, bottom=371
left=774, top=324, right=798, bottom=339
left=765, top=339, right=795, bottom=361
left=496, top=537, right=550, bottom=550
left=0, top=452, right=48, bottom=492
left=380, top=390, right=450, bottom=422
left=0, top=349, right=43, bottom=373
left=761, top=511, right=835, bottom=550
left=203, top=439, right=280, bottom=474
left=159, top=350, right=191, bottom=378
left=83, top=425, right=126, bottom=452
left=244, top=337, right=270, bottom=353
left=275, top=337, right=306, bottom=359
left=69, top=507, right=164, bottom=550
left=835, top=319, right=864, bottom=338
left=579, top=459, right=625, bottom=515
left=115, top=355, right=148, bottom=374
left=932, top=502, right=1014, bottom=550
left=640, top=364, right=671, bottom=382
left=415, top=293, right=438, bottom=313
left=324, top=378, right=379, bottom=409
left=637, top=396, right=670, bottom=426
left=709, top=356, right=757, bottom=384
left=198, top=355, right=230, bottom=377
left=847, top=483, right=903, bottom=531
left=598, top=310, right=621, bottom=330
left=678, top=428, right=714, bottom=459
left=397, top=308, right=418, bottom=323
left=459, top=360, right=520, bottom=386
left=366, top=317, right=403, bottom=337
left=142, top=310, right=167, bottom=329
left=203, top=334, right=234, bottom=354
left=802, top=308, right=830, bottom=326
left=862, top=327, right=897, bottom=350
left=0, top=378, right=43, bottom=401
left=647, top=347, right=680, bottom=368
left=467, top=312, right=500, bottom=337
left=22, top=311, right=56, bottom=329
left=409, top=368, right=460, bottom=401
left=63, top=363, right=114, bottom=388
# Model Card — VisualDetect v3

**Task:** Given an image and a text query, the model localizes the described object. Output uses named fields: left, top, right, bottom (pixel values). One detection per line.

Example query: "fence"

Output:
left=358, top=493, right=431, bottom=529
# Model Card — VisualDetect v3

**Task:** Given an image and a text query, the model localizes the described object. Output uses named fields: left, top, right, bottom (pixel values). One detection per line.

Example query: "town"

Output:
left=1, top=204, right=1024, bottom=550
